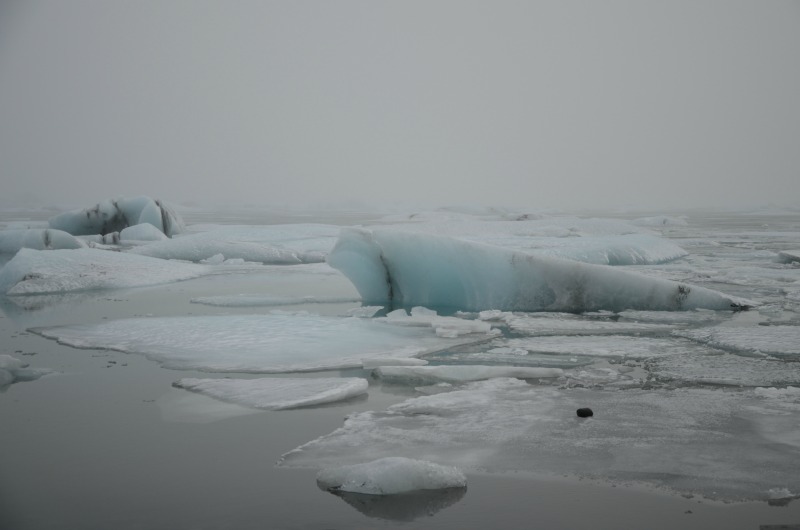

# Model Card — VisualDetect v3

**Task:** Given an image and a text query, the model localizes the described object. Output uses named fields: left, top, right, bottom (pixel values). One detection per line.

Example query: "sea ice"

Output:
left=190, top=294, right=360, bottom=307
left=377, top=307, right=495, bottom=338
left=0, top=248, right=208, bottom=295
left=48, top=196, right=183, bottom=237
left=172, top=377, right=368, bottom=409
left=650, top=353, right=800, bottom=387
left=328, top=228, right=752, bottom=312
left=497, top=335, right=703, bottom=360
left=674, top=325, right=800, bottom=358
left=374, top=365, right=563, bottom=384
left=281, top=378, right=800, bottom=501
left=0, top=229, right=85, bottom=253
left=503, top=312, right=673, bottom=336
left=33, top=313, right=493, bottom=373
left=316, top=457, right=467, bottom=494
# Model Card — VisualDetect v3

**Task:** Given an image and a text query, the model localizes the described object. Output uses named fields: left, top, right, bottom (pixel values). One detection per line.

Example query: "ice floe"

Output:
left=496, top=335, right=704, bottom=360
left=328, top=228, right=752, bottom=312
left=377, top=307, right=495, bottom=338
left=281, top=377, right=800, bottom=501
left=119, top=223, right=169, bottom=242
left=172, top=377, right=368, bottom=409
left=317, top=457, right=467, bottom=495
left=503, top=313, right=674, bottom=336
left=0, top=248, right=207, bottom=295
left=33, top=313, right=493, bottom=373
left=190, top=294, right=360, bottom=307
left=674, top=325, right=800, bottom=358
left=374, top=365, right=563, bottom=384
left=0, top=229, right=86, bottom=253
left=48, top=196, right=183, bottom=237
left=649, top=353, right=800, bottom=387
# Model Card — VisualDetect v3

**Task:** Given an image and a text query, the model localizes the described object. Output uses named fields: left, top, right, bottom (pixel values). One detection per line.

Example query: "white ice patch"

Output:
left=33, top=313, right=491, bottom=373
left=328, top=228, right=750, bottom=312
left=173, top=377, right=368, bottom=410
left=317, top=457, right=466, bottom=494
left=378, top=307, right=495, bottom=338
left=504, top=313, right=673, bottom=336
left=0, top=354, right=49, bottom=389
left=190, top=294, right=361, bottom=307
left=374, top=365, right=563, bottom=384
left=674, top=326, right=800, bottom=358
left=281, top=378, right=800, bottom=501
left=499, top=335, right=701, bottom=359
left=129, top=224, right=337, bottom=264
left=649, top=353, right=800, bottom=387
left=0, top=248, right=208, bottom=295
left=0, top=229, right=86, bottom=253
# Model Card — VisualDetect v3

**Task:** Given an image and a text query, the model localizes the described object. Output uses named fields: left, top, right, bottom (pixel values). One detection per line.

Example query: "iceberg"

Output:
left=172, top=377, right=368, bottom=409
left=281, top=378, right=800, bottom=501
left=317, top=457, right=467, bottom=495
left=48, top=196, right=184, bottom=237
left=119, top=223, right=169, bottom=242
left=33, top=313, right=494, bottom=373
left=0, top=229, right=85, bottom=253
left=0, top=248, right=207, bottom=295
left=0, top=354, right=49, bottom=389
left=328, top=228, right=752, bottom=313
left=374, top=365, right=563, bottom=384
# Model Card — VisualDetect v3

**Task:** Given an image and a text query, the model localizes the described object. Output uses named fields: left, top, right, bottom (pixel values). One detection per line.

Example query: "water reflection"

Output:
left=319, top=485, right=467, bottom=522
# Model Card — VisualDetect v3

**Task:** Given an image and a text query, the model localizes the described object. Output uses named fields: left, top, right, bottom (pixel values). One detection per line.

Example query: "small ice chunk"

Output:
left=374, top=365, right=563, bottom=384
left=317, top=457, right=466, bottom=494
left=119, top=223, right=169, bottom=242
left=199, top=253, right=225, bottom=265
left=0, top=354, right=49, bottom=389
left=173, top=377, right=368, bottom=410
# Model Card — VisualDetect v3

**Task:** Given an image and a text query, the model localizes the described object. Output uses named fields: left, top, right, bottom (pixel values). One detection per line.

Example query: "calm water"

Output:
left=1, top=206, right=799, bottom=529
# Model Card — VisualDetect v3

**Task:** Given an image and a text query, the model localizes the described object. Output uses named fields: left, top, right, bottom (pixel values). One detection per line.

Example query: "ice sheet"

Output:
left=328, top=228, right=752, bottom=312
left=0, top=248, right=208, bottom=295
left=173, top=377, right=368, bottom=409
left=119, top=223, right=169, bottom=241
left=33, top=313, right=493, bottom=373
left=281, top=378, right=800, bottom=501
left=317, top=457, right=466, bottom=494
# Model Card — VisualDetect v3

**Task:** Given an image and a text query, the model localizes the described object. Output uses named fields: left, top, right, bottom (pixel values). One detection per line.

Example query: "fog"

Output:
left=1, top=1, right=798, bottom=211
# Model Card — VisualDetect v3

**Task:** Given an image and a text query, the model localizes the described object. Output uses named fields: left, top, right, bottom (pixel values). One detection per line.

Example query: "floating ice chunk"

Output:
left=173, top=377, right=368, bottom=409
left=33, top=313, right=489, bottom=373
left=778, top=250, right=800, bottom=264
left=281, top=378, right=800, bottom=501
left=505, top=313, right=673, bottom=336
left=0, top=229, right=85, bottom=253
left=328, top=228, right=752, bottom=312
left=0, top=354, right=49, bottom=389
left=48, top=196, right=183, bottom=237
left=374, top=365, right=563, bottom=384
left=362, top=358, right=429, bottom=369
left=378, top=307, right=494, bottom=337
left=190, top=294, right=361, bottom=307
left=0, top=248, right=207, bottom=295
left=119, top=223, right=169, bottom=242
left=317, top=457, right=467, bottom=495
left=674, top=326, right=800, bottom=358
left=631, top=216, right=688, bottom=227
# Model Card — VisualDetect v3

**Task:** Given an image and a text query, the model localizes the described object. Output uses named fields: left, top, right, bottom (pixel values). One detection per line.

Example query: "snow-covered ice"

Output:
left=173, top=377, right=368, bottom=409
left=33, top=313, right=494, bottom=373
left=317, top=457, right=467, bottom=494
left=328, top=228, right=752, bottom=312
left=0, top=248, right=208, bottom=295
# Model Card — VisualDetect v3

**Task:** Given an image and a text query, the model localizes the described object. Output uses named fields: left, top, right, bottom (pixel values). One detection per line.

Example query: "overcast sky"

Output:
left=1, top=1, right=798, bottom=211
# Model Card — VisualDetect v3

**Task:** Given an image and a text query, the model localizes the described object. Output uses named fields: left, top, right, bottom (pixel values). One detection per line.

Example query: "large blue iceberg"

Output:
left=48, top=196, right=184, bottom=237
left=327, top=228, right=753, bottom=312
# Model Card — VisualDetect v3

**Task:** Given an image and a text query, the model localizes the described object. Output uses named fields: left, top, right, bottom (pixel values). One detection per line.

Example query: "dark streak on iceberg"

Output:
left=327, top=228, right=754, bottom=313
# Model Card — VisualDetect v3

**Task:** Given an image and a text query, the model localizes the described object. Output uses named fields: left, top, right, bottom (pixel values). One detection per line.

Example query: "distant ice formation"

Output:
left=328, top=228, right=753, bottom=312
left=173, top=377, right=368, bottom=409
left=0, top=229, right=85, bottom=253
left=48, top=196, right=184, bottom=237
left=317, top=457, right=467, bottom=495
left=0, top=248, right=206, bottom=295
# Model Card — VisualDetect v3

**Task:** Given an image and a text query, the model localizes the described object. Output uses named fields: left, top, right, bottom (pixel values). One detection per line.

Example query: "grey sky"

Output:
left=1, top=1, right=798, bottom=211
